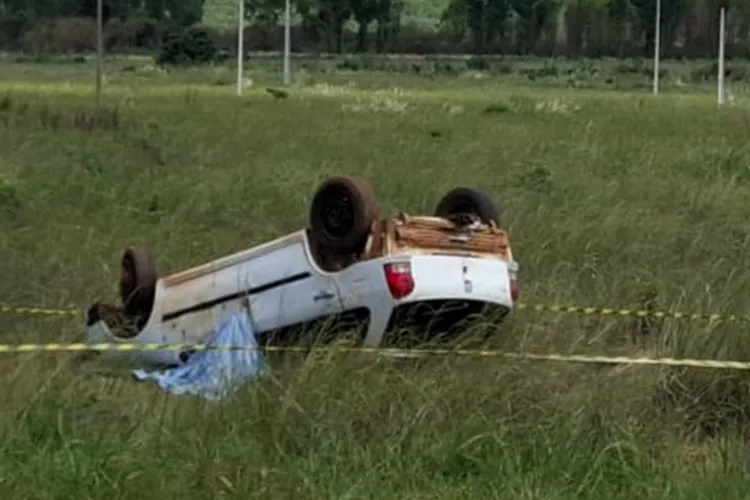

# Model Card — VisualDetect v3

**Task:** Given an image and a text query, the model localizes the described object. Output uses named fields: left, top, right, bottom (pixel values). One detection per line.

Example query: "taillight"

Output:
left=508, top=261, right=520, bottom=302
left=383, top=262, right=415, bottom=299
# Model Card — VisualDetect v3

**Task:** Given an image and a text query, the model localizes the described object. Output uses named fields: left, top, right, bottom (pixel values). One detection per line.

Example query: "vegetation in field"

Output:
left=1, top=48, right=748, bottom=95
left=2, top=58, right=750, bottom=495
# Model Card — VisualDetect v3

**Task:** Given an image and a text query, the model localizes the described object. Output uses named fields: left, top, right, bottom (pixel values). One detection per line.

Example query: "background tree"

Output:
left=1, top=0, right=750, bottom=59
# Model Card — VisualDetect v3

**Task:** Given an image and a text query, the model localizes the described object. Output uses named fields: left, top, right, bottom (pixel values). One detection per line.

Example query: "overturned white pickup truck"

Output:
left=86, top=177, right=519, bottom=365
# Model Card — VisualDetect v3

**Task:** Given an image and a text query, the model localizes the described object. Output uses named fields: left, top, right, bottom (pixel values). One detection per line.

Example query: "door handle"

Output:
left=314, top=291, right=335, bottom=301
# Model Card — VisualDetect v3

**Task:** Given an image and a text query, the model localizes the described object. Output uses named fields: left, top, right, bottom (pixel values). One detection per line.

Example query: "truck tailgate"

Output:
left=408, top=254, right=513, bottom=307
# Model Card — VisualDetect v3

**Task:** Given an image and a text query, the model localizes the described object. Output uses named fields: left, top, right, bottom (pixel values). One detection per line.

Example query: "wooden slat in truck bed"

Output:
left=364, top=215, right=513, bottom=261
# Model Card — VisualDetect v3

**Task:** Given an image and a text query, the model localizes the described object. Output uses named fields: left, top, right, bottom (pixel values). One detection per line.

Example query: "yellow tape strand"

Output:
left=0, top=305, right=78, bottom=317
left=513, top=303, right=742, bottom=323
left=0, top=342, right=749, bottom=371
left=1, top=301, right=749, bottom=324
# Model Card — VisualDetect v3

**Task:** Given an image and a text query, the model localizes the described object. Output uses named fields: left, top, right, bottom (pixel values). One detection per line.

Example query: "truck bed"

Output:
left=363, top=215, right=513, bottom=262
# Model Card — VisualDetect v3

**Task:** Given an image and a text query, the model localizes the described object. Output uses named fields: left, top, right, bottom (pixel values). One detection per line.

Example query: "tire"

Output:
left=309, top=176, right=379, bottom=254
left=119, top=246, right=157, bottom=325
left=434, top=187, right=500, bottom=225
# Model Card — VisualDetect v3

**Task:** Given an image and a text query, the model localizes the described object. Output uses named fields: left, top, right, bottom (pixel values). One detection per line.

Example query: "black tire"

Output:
left=119, top=247, right=157, bottom=325
left=434, top=187, right=500, bottom=225
left=309, top=176, right=379, bottom=254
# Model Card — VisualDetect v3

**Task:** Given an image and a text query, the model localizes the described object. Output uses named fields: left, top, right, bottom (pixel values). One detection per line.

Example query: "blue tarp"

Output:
left=132, top=311, right=267, bottom=401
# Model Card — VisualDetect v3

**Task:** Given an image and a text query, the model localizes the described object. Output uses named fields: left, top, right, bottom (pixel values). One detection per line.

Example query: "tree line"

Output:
left=0, top=0, right=744, bottom=59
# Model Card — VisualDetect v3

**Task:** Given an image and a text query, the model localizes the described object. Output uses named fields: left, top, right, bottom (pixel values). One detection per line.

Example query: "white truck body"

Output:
left=86, top=216, right=519, bottom=366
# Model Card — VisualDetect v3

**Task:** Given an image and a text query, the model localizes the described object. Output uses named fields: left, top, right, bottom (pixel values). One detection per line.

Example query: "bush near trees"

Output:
left=0, top=0, right=746, bottom=62
left=156, top=25, right=222, bottom=65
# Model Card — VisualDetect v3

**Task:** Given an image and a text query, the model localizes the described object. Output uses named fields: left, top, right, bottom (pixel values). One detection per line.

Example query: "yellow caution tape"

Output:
left=0, top=305, right=78, bottom=317
left=1, top=301, right=748, bottom=324
left=0, top=342, right=749, bottom=371
left=514, top=303, right=741, bottom=322
left=527, top=303, right=737, bottom=322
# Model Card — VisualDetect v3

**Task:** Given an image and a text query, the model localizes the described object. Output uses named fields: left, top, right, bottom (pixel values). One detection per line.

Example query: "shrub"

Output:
left=0, top=10, right=34, bottom=50
left=22, top=17, right=97, bottom=54
left=156, top=25, right=219, bottom=66
left=106, top=17, right=163, bottom=52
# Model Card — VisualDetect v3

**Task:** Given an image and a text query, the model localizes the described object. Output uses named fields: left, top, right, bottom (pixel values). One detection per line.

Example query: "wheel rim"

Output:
left=321, top=188, right=355, bottom=238
left=435, top=188, right=498, bottom=225
left=120, top=256, right=135, bottom=300
left=450, top=199, right=476, bottom=215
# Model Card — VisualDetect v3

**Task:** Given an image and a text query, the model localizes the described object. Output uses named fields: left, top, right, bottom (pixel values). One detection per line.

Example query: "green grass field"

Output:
left=2, top=55, right=750, bottom=498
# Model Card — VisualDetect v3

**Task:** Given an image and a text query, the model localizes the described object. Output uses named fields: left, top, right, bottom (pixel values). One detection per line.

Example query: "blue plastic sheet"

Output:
left=132, top=311, right=267, bottom=401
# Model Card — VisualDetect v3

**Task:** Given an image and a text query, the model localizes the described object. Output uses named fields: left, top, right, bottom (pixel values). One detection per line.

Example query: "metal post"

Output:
left=283, top=0, right=291, bottom=85
left=96, top=0, right=103, bottom=109
left=237, top=0, right=245, bottom=96
left=653, top=0, right=661, bottom=95
left=718, top=6, right=727, bottom=105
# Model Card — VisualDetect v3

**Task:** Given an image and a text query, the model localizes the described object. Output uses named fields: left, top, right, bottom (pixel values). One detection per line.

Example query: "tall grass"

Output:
left=1, top=64, right=750, bottom=497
